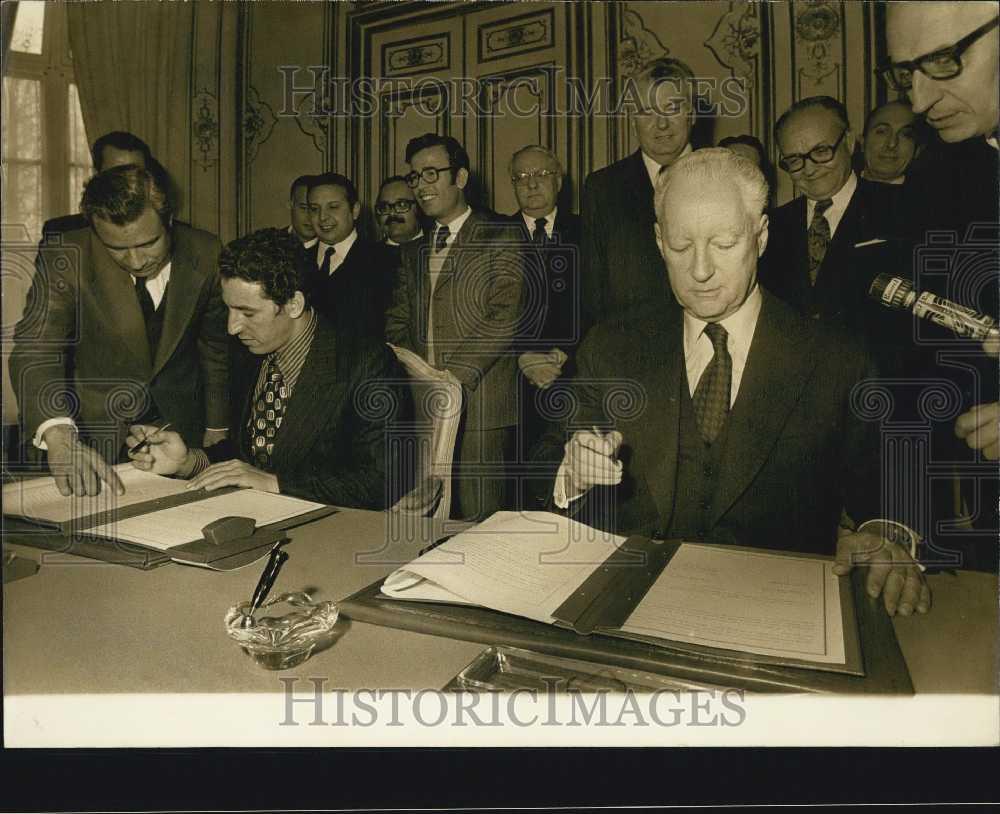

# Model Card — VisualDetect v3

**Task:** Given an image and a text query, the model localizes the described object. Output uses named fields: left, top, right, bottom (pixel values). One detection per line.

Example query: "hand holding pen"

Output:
left=126, top=423, right=191, bottom=476
left=561, top=425, right=624, bottom=500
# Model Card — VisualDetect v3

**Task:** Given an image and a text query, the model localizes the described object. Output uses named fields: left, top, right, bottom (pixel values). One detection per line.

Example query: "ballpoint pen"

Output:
left=128, top=421, right=173, bottom=455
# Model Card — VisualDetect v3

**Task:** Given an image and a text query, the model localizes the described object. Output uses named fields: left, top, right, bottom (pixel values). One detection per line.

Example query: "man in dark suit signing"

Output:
left=533, top=148, right=930, bottom=617
left=129, top=228, right=409, bottom=509
left=759, top=96, right=913, bottom=375
left=10, top=165, right=229, bottom=497
left=580, top=57, right=694, bottom=328
left=307, top=172, right=392, bottom=343
left=386, top=133, right=525, bottom=520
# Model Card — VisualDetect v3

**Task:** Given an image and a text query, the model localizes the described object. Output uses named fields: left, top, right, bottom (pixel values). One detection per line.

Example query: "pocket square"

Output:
left=854, top=238, right=888, bottom=248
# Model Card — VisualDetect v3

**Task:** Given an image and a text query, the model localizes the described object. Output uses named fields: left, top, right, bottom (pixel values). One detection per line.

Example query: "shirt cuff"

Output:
left=184, top=449, right=211, bottom=479
left=857, top=518, right=926, bottom=572
left=33, top=418, right=76, bottom=450
left=552, top=460, right=586, bottom=509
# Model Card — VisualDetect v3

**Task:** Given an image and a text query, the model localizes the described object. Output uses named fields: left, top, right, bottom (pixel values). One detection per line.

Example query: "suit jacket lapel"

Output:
left=627, top=151, right=656, bottom=227
left=231, top=343, right=260, bottom=458
left=90, top=231, right=152, bottom=372
left=709, top=292, right=818, bottom=525
left=643, top=314, right=684, bottom=530
left=153, top=236, right=203, bottom=376
left=269, top=317, right=347, bottom=471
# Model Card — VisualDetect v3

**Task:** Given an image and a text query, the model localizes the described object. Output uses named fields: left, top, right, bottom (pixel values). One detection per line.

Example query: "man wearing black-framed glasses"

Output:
left=760, top=97, right=909, bottom=367
left=386, top=132, right=526, bottom=521
left=375, top=175, right=423, bottom=247
left=887, top=1, right=999, bottom=573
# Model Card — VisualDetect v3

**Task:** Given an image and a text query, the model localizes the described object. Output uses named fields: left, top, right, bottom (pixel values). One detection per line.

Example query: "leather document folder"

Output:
left=340, top=520, right=913, bottom=693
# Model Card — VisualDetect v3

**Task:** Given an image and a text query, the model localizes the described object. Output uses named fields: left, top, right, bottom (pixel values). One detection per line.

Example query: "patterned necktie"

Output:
left=434, top=224, right=450, bottom=252
left=533, top=217, right=549, bottom=245
left=318, top=245, right=335, bottom=276
left=248, top=356, right=286, bottom=469
left=692, top=323, right=732, bottom=444
left=807, top=198, right=833, bottom=286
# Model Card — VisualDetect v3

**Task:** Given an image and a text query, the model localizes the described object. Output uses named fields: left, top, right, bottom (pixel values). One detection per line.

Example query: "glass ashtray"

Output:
left=225, top=591, right=339, bottom=670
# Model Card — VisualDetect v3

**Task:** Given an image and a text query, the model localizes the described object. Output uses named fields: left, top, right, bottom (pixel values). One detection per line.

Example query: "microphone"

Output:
left=868, top=274, right=999, bottom=341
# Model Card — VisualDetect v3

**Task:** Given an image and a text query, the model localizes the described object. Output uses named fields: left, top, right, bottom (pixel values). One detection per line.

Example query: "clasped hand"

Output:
left=519, top=348, right=567, bottom=389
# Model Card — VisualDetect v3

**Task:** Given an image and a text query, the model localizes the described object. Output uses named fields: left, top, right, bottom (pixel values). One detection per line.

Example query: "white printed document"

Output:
left=2, top=464, right=188, bottom=525
left=381, top=512, right=847, bottom=665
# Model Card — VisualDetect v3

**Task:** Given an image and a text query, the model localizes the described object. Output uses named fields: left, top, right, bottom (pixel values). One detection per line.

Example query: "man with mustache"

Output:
left=375, top=175, right=423, bottom=249
left=9, top=165, right=229, bottom=496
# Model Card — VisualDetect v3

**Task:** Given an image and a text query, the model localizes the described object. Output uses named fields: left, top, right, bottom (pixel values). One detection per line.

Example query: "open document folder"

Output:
left=2, top=463, right=332, bottom=555
left=380, top=511, right=857, bottom=673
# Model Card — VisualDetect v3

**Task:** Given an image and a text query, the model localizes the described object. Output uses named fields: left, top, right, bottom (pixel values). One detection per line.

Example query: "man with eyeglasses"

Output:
left=886, top=1, right=999, bottom=572
left=759, top=96, right=912, bottom=375
left=580, top=57, right=695, bottom=329
left=386, top=133, right=525, bottom=521
left=504, top=145, right=583, bottom=485
left=375, top=176, right=424, bottom=248
left=307, top=172, right=392, bottom=343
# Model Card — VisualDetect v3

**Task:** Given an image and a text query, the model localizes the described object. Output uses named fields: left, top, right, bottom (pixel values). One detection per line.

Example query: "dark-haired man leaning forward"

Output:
left=10, top=164, right=228, bottom=496
left=129, top=228, right=411, bottom=509
left=530, top=149, right=931, bottom=617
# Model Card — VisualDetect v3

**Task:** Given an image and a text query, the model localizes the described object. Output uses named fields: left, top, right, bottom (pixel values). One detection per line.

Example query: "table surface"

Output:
left=4, top=509, right=998, bottom=695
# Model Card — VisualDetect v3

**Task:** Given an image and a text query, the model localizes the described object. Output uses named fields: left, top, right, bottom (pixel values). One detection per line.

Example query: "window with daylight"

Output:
left=3, top=1, right=92, bottom=242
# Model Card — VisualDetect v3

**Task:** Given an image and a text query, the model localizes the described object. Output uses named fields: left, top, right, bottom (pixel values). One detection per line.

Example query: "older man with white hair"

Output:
left=530, top=149, right=930, bottom=616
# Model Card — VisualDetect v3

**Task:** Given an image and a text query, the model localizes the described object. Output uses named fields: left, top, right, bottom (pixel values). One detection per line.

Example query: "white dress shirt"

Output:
left=315, top=229, right=358, bottom=276
left=642, top=142, right=694, bottom=188
left=520, top=207, right=556, bottom=240
left=683, top=284, right=762, bottom=406
left=806, top=172, right=857, bottom=238
left=385, top=230, right=424, bottom=247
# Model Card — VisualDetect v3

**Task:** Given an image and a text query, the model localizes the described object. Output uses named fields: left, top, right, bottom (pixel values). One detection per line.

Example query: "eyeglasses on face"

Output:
left=404, top=166, right=456, bottom=188
left=879, top=16, right=999, bottom=91
left=778, top=128, right=848, bottom=173
left=374, top=199, right=416, bottom=215
left=511, top=168, right=560, bottom=186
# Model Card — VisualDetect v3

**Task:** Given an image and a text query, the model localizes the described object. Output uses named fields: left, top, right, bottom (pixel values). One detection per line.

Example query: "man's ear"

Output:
left=844, top=128, right=856, bottom=153
left=455, top=167, right=470, bottom=190
left=287, top=291, right=306, bottom=319
left=352, top=201, right=362, bottom=222
left=757, top=213, right=769, bottom=258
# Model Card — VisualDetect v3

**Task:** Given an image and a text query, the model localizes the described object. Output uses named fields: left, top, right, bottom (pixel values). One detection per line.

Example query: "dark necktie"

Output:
left=135, top=275, right=158, bottom=354
left=807, top=198, right=833, bottom=286
left=533, top=218, right=549, bottom=245
left=692, top=323, right=732, bottom=444
left=248, top=357, right=287, bottom=469
left=434, top=224, right=450, bottom=252
left=318, top=245, right=335, bottom=276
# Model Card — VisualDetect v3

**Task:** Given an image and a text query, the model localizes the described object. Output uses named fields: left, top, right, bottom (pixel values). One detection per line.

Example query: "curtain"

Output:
left=2, top=1, right=19, bottom=77
left=66, top=1, right=194, bottom=218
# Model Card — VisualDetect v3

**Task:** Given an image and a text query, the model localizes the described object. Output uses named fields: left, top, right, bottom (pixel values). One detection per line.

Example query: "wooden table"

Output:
left=3, top=508, right=998, bottom=695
